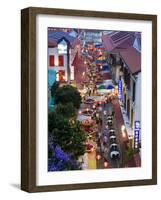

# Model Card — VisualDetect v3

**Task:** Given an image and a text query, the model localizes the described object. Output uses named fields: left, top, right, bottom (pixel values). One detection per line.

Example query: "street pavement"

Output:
left=88, top=150, right=97, bottom=169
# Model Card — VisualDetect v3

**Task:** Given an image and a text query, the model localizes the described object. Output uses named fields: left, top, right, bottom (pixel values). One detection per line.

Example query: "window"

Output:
left=49, top=55, right=55, bottom=66
left=59, top=55, right=64, bottom=66
left=58, top=70, right=65, bottom=81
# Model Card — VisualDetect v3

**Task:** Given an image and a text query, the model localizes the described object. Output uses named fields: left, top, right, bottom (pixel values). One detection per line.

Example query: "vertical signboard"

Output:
left=134, top=121, right=140, bottom=149
left=118, top=80, right=122, bottom=101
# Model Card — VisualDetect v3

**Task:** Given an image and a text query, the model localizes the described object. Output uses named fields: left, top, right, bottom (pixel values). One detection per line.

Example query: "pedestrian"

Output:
left=98, top=132, right=101, bottom=138
left=89, top=89, right=91, bottom=96
left=105, top=124, right=109, bottom=130
left=112, top=110, right=115, bottom=117
left=99, top=118, right=102, bottom=126
left=103, top=136, right=108, bottom=144
left=101, top=143, right=105, bottom=153
left=97, top=145, right=101, bottom=153
left=103, top=110, right=107, bottom=116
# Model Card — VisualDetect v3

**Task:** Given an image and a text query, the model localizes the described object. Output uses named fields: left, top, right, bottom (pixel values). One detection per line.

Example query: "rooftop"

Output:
left=102, top=31, right=135, bottom=52
left=48, top=31, right=76, bottom=48
left=120, top=47, right=141, bottom=74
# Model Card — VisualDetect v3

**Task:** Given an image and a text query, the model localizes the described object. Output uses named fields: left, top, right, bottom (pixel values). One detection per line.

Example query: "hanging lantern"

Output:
left=104, top=161, right=109, bottom=168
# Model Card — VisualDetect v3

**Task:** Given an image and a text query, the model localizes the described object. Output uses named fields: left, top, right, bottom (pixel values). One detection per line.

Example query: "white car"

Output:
left=110, top=144, right=120, bottom=159
left=109, top=135, right=116, bottom=143
left=107, top=119, right=113, bottom=126
left=109, top=129, right=115, bottom=135
left=110, top=151, right=120, bottom=159
left=109, top=135, right=116, bottom=139
left=107, top=116, right=113, bottom=120
left=110, top=143, right=117, bottom=149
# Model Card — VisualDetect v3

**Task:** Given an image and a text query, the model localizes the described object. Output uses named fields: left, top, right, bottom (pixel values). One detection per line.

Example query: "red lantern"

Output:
left=104, top=161, right=108, bottom=168
left=96, top=154, right=101, bottom=160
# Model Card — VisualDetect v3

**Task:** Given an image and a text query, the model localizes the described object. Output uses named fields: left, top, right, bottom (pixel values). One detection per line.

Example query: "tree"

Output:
left=54, top=85, right=82, bottom=109
left=125, top=147, right=134, bottom=163
left=48, top=138, right=80, bottom=171
left=48, top=111, right=66, bottom=133
left=49, top=112, right=86, bottom=160
left=51, top=81, right=59, bottom=98
left=55, top=102, right=76, bottom=119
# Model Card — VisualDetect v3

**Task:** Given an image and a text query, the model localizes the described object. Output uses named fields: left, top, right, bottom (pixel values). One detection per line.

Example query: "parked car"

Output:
left=109, top=129, right=115, bottom=133
left=110, top=143, right=118, bottom=150
left=107, top=119, right=113, bottom=126
left=110, top=144, right=120, bottom=159
left=109, top=129, right=115, bottom=136
left=110, top=150, right=120, bottom=159
left=107, top=115, right=113, bottom=120
left=109, top=135, right=117, bottom=144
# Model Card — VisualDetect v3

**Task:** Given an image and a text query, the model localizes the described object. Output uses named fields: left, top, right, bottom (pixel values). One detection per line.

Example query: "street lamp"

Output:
left=79, top=110, right=82, bottom=115
left=121, top=125, right=125, bottom=132
left=96, top=154, right=101, bottom=160
left=92, top=105, right=96, bottom=109
left=121, top=125, right=126, bottom=138
left=104, top=161, right=108, bottom=168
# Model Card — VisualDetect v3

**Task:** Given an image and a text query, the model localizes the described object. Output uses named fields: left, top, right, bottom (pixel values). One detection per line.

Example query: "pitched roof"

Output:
left=48, top=40, right=57, bottom=48
left=120, top=47, right=141, bottom=74
left=102, top=31, right=135, bottom=52
left=48, top=31, right=76, bottom=47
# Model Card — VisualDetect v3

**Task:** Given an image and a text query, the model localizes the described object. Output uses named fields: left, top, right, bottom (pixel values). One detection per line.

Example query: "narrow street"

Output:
left=76, top=42, right=127, bottom=170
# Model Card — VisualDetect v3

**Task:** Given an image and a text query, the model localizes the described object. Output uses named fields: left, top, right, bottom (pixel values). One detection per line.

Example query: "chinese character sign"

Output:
left=118, top=80, right=122, bottom=101
left=134, top=121, right=140, bottom=149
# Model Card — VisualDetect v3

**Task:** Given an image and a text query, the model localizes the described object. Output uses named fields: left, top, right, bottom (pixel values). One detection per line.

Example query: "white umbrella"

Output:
left=77, top=115, right=91, bottom=122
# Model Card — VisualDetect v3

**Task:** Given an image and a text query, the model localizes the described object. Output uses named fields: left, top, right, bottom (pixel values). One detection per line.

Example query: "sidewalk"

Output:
left=112, top=98, right=141, bottom=168
left=112, top=98, right=128, bottom=142
left=125, top=153, right=141, bottom=168
left=112, top=98, right=129, bottom=167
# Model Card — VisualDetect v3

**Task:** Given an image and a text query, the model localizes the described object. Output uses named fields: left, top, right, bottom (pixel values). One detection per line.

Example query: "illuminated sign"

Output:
left=134, top=121, right=140, bottom=149
left=118, top=80, right=122, bottom=100
left=58, top=39, right=67, bottom=54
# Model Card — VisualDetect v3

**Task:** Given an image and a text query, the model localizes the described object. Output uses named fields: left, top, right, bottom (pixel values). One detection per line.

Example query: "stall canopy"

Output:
left=106, top=85, right=114, bottom=90
left=77, top=115, right=91, bottom=122
left=98, top=85, right=106, bottom=90
left=102, top=64, right=110, bottom=72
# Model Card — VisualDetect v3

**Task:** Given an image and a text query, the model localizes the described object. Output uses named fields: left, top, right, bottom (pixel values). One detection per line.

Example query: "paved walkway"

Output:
left=112, top=99, right=128, bottom=141
left=88, top=150, right=97, bottom=169
left=112, top=98, right=141, bottom=167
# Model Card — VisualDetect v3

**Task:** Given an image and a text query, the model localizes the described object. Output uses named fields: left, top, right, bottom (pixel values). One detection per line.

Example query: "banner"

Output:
left=134, top=121, right=140, bottom=149
left=118, top=80, right=122, bottom=100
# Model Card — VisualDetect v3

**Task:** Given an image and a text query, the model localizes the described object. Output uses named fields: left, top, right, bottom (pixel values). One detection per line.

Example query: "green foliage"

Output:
left=55, top=102, right=76, bottom=118
left=49, top=112, right=86, bottom=159
left=51, top=81, right=59, bottom=98
left=49, top=84, right=85, bottom=166
left=126, top=147, right=134, bottom=161
left=48, top=111, right=66, bottom=133
left=54, top=85, right=82, bottom=109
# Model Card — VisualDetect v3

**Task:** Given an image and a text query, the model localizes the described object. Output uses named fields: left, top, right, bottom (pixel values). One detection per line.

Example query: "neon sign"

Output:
left=118, top=80, right=122, bottom=101
left=134, top=121, right=140, bottom=149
